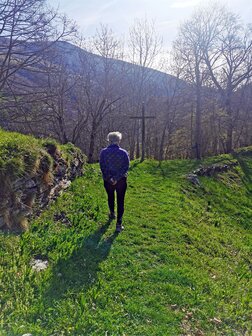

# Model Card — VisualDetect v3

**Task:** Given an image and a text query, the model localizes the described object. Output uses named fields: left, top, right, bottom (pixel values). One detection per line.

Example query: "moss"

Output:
left=41, top=139, right=59, bottom=157
left=0, top=129, right=41, bottom=183
left=0, top=129, right=86, bottom=231
left=0, top=131, right=84, bottom=184
left=60, top=142, right=85, bottom=165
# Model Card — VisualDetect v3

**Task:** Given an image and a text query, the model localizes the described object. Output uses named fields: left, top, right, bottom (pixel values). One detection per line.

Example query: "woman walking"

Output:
left=99, top=132, right=130, bottom=232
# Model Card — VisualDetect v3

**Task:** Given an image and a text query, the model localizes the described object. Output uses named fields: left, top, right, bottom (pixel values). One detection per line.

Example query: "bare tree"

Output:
left=127, top=18, right=163, bottom=158
left=201, top=6, right=252, bottom=152
left=158, top=77, right=185, bottom=161
left=41, top=54, right=90, bottom=144
left=0, top=0, right=76, bottom=93
left=1, top=41, right=90, bottom=144
left=78, top=26, right=124, bottom=162
left=172, top=10, right=209, bottom=159
left=173, top=3, right=252, bottom=155
left=129, top=18, right=162, bottom=69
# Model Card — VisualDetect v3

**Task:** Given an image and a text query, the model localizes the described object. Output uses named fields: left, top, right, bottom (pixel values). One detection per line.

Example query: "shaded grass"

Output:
left=233, top=149, right=252, bottom=194
left=0, top=150, right=252, bottom=335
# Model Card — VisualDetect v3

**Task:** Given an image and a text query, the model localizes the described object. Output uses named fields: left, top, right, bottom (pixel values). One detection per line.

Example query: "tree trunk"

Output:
left=225, top=96, right=233, bottom=153
left=159, top=126, right=167, bottom=161
left=88, top=122, right=97, bottom=163
left=195, top=73, right=202, bottom=160
left=129, top=123, right=136, bottom=160
left=140, top=103, right=145, bottom=162
left=136, top=123, right=140, bottom=158
left=226, top=121, right=233, bottom=153
left=58, top=116, right=68, bottom=144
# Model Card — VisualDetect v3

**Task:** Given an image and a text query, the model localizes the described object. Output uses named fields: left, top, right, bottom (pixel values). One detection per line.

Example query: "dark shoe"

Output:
left=115, top=224, right=124, bottom=233
left=109, top=212, right=116, bottom=220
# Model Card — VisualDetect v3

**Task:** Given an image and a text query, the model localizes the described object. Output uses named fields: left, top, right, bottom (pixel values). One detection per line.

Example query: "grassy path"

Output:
left=0, top=157, right=252, bottom=335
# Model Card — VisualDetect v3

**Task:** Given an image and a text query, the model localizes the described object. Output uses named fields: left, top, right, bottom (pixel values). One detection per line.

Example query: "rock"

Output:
left=193, top=162, right=238, bottom=177
left=54, top=211, right=71, bottom=225
left=187, top=174, right=200, bottom=186
left=12, top=176, right=32, bottom=190
left=55, top=158, right=67, bottom=178
left=22, top=334, right=32, bottom=336
left=72, top=158, right=79, bottom=167
left=210, top=317, right=222, bottom=324
left=171, top=304, right=178, bottom=310
left=61, top=180, right=71, bottom=190
left=49, top=180, right=71, bottom=199
left=24, top=179, right=37, bottom=190
left=0, top=147, right=84, bottom=232
left=184, top=312, right=193, bottom=320
left=30, top=259, right=49, bottom=272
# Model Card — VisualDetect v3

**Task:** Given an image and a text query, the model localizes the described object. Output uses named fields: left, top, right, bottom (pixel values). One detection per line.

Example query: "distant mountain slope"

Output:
left=5, top=40, right=186, bottom=97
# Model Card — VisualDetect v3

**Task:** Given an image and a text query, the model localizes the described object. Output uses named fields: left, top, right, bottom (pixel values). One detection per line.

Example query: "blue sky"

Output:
left=50, top=0, right=252, bottom=50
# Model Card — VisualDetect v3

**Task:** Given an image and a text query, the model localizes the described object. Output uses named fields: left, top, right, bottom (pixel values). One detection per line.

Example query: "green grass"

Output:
left=0, top=129, right=51, bottom=181
left=0, top=129, right=85, bottom=231
left=0, top=129, right=84, bottom=186
left=0, top=150, right=252, bottom=335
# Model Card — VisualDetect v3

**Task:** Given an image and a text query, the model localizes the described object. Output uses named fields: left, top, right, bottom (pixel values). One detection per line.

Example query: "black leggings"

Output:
left=104, top=177, right=127, bottom=223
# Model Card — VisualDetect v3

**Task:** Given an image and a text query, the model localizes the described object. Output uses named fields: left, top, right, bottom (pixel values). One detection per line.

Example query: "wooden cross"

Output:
left=130, top=102, right=155, bottom=162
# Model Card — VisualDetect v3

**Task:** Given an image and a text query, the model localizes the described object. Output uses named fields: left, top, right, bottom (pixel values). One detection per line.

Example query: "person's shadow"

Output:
left=42, top=220, right=118, bottom=305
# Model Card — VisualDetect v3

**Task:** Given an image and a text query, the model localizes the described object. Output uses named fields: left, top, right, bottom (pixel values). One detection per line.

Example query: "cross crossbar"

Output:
left=130, top=116, right=155, bottom=119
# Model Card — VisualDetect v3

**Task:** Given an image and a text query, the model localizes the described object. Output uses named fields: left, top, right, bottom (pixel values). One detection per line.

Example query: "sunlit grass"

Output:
left=0, top=150, right=251, bottom=335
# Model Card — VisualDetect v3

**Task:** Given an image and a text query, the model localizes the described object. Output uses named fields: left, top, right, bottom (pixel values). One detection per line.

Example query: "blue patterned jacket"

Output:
left=99, top=144, right=129, bottom=182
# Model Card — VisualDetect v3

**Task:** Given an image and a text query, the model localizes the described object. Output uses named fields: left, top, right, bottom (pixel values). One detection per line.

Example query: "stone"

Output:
left=53, top=211, right=71, bottom=225
left=13, top=177, right=37, bottom=191
left=210, top=317, right=222, bottom=324
left=55, top=161, right=67, bottom=177
left=193, top=162, right=238, bottom=177
left=24, top=179, right=37, bottom=190
left=0, top=148, right=84, bottom=232
left=187, top=174, right=200, bottom=186
left=72, top=158, right=79, bottom=167
left=30, top=259, right=49, bottom=272
left=171, top=304, right=178, bottom=310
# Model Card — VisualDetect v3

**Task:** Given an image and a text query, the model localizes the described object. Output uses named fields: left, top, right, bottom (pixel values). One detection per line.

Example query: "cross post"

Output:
left=130, top=102, right=155, bottom=162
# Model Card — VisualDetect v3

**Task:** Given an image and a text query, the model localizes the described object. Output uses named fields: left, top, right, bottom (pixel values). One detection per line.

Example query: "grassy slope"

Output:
left=0, top=129, right=51, bottom=184
left=0, top=152, right=251, bottom=336
left=0, top=129, right=84, bottom=184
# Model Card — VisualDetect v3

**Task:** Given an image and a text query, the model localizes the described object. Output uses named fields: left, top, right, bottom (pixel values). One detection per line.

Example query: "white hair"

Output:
left=107, top=131, right=122, bottom=144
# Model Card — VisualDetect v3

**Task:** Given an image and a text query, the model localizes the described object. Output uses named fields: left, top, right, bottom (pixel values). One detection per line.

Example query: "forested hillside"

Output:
left=1, top=147, right=251, bottom=335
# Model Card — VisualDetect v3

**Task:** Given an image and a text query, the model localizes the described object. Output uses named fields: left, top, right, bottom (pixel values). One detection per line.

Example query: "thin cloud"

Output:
left=50, top=0, right=251, bottom=50
left=157, top=19, right=178, bottom=27
left=171, top=0, right=201, bottom=8
left=100, top=0, right=119, bottom=12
